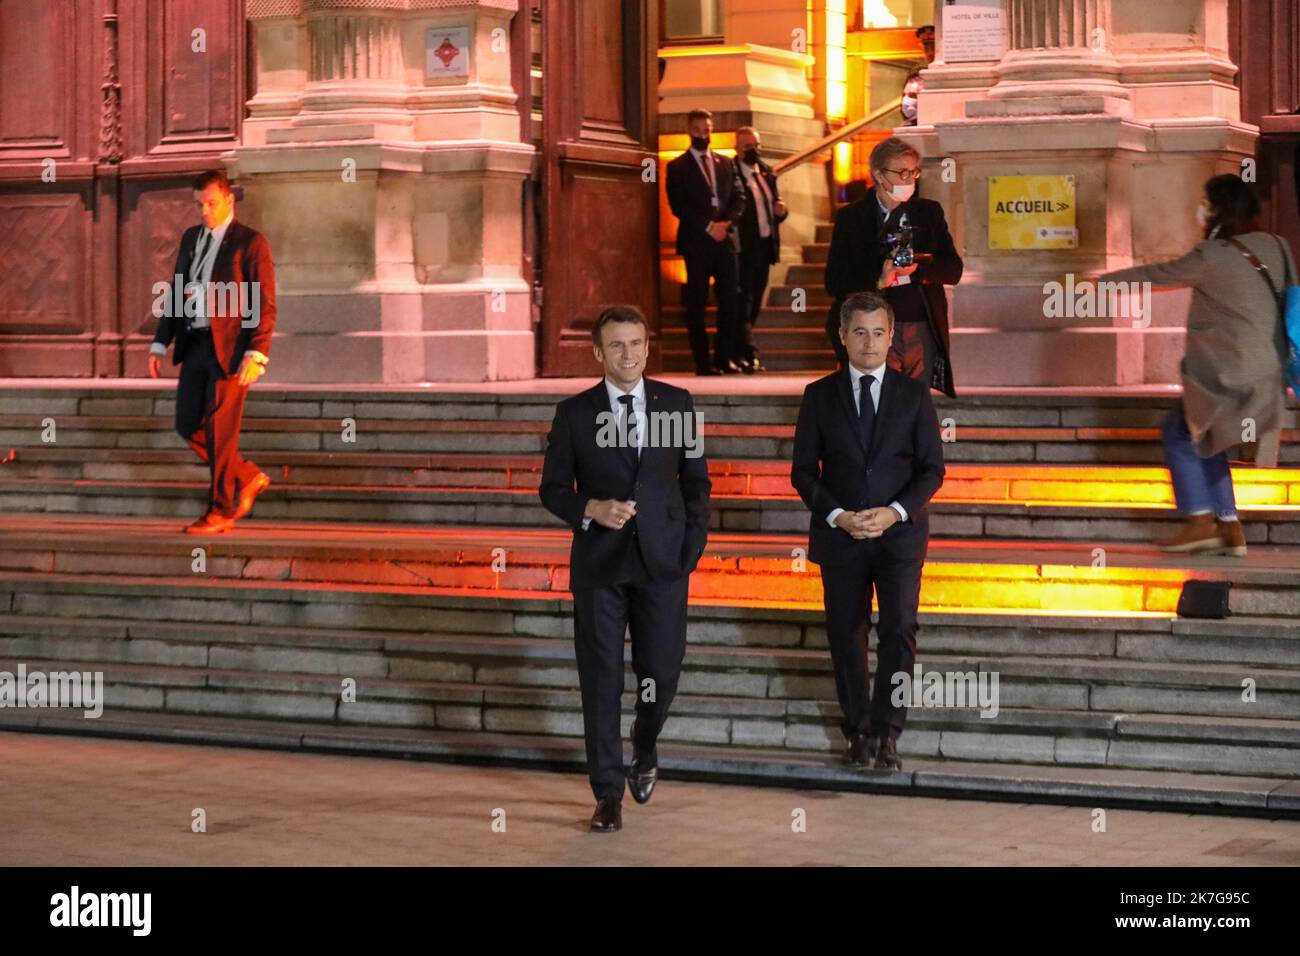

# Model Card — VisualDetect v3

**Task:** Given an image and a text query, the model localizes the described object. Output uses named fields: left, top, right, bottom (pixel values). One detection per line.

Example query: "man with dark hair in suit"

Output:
left=147, top=169, right=276, bottom=534
left=539, top=306, right=711, bottom=832
left=734, top=125, right=789, bottom=374
left=824, top=136, right=961, bottom=397
left=792, top=291, right=945, bottom=771
left=665, top=108, right=747, bottom=375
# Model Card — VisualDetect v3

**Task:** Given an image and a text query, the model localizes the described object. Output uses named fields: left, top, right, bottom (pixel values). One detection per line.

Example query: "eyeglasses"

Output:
left=880, top=167, right=923, bottom=182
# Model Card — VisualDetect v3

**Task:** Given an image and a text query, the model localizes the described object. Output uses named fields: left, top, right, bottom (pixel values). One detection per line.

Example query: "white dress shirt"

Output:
left=581, top=376, right=645, bottom=531
left=690, top=146, right=719, bottom=210
left=826, top=361, right=908, bottom=529
left=740, top=161, right=773, bottom=238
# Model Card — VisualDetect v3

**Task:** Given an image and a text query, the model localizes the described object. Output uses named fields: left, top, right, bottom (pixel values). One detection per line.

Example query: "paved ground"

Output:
left=2, top=731, right=1297, bottom=866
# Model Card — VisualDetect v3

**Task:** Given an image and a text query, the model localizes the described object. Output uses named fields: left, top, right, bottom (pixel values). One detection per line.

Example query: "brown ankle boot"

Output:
left=1215, top=518, right=1247, bottom=557
left=1157, top=513, right=1220, bottom=553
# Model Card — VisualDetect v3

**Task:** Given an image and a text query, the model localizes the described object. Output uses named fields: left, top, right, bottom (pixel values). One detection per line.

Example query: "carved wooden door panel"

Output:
left=0, top=0, right=246, bottom=377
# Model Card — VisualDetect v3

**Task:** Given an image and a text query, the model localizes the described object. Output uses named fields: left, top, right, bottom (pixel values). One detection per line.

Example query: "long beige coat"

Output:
left=1102, top=231, right=1296, bottom=468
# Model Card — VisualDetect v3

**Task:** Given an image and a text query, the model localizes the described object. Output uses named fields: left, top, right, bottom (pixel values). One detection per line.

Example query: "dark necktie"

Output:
left=858, top=373, right=876, bottom=454
left=617, top=394, right=639, bottom=469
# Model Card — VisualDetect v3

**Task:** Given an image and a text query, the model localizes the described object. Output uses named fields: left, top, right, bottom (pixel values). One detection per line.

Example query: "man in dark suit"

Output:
left=147, top=170, right=276, bottom=534
left=734, top=125, right=789, bottom=374
left=791, top=291, right=945, bottom=771
left=665, top=108, right=746, bottom=375
left=539, top=306, right=711, bottom=832
left=824, top=137, right=962, bottom=397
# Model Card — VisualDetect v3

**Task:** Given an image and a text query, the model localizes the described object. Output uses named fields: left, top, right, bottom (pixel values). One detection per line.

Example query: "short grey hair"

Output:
left=868, top=136, right=920, bottom=176
left=839, top=290, right=895, bottom=333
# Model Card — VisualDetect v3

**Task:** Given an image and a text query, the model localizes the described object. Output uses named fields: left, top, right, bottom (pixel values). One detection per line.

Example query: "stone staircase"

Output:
left=660, top=223, right=838, bottom=373
left=1, top=383, right=1298, bottom=815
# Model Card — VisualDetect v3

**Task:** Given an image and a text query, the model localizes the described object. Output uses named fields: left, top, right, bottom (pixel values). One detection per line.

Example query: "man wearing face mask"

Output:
left=733, top=126, right=789, bottom=374
left=824, top=137, right=961, bottom=397
left=666, top=109, right=747, bottom=375
left=900, top=72, right=923, bottom=126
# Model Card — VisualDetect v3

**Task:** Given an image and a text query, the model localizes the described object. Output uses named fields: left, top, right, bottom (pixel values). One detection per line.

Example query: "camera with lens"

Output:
left=884, top=227, right=915, bottom=267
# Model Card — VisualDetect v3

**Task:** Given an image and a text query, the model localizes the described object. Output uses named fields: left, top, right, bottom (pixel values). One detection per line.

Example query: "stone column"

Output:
left=899, top=0, right=1256, bottom=387
left=229, top=0, right=535, bottom=383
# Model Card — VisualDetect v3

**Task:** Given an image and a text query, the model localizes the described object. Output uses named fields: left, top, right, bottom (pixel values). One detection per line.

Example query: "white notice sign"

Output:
left=427, top=27, right=470, bottom=80
left=942, top=2, right=1006, bottom=63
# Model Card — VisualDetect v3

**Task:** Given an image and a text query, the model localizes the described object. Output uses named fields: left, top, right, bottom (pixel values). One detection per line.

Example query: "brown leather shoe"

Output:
left=589, top=797, right=622, bottom=833
left=872, top=736, right=903, bottom=771
left=1156, top=513, right=1220, bottom=553
left=1215, top=518, right=1247, bottom=557
left=184, top=511, right=235, bottom=535
left=233, top=471, right=271, bottom=520
left=844, top=733, right=879, bottom=768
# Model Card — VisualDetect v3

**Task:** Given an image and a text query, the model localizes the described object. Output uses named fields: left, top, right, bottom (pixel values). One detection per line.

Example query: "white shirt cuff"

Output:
left=581, top=516, right=592, bottom=531
left=889, top=501, right=908, bottom=523
left=149, top=342, right=167, bottom=357
left=826, top=507, right=845, bottom=528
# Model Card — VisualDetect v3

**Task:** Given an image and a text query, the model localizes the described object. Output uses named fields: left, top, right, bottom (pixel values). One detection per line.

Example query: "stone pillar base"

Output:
left=263, top=288, right=534, bottom=383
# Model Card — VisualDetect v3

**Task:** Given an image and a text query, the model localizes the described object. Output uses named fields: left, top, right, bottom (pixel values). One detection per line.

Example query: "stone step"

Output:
left=5, top=584, right=1299, bottom=666
left=4, top=472, right=1300, bottom=545
left=783, top=263, right=829, bottom=286
left=6, top=516, right=1300, bottom=616
left=7, top=448, right=1300, bottom=510
left=4, top=384, right=1290, bottom=430
left=801, top=241, right=829, bottom=263
left=659, top=349, right=834, bottom=374
left=7, top=409, right=1298, bottom=465
left=4, top=612, right=1295, bottom=707
left=1, top=650, right=1295, bottom=778
left=5, top=708, right=1295, bottom=814
left=766, top=285, right=834, bottom=308
left=659, top=326, right=832, bottom=351
left=659, top=305, right=830, bottom=329
left=2, top=463, right=1300, bottom=546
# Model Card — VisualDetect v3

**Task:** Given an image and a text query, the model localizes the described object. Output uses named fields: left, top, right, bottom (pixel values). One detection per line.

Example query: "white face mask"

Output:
left=901, top=95, right=918, bottom=121
left=889, top=181, right=916, bottom=202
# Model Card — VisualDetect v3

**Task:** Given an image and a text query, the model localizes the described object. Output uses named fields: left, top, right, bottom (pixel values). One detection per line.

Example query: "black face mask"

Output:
left=690, top=135, right=710, bottom=152
left=742, top=148, right=760, bottom=165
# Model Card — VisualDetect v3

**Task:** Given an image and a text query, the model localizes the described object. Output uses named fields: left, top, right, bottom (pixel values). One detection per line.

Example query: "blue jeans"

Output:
left=1161, top=404, right=1237, bottom=518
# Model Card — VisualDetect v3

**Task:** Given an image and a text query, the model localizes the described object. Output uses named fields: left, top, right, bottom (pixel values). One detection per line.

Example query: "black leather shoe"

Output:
left=627, top=720, right=659, bottom=805
left=873, top=736, right=903, bottom=771
left=843, top=733, right=879, bottom=768
left=589, top=797, right=622, bottom=833
left=716, top=360, right=742, bottom=375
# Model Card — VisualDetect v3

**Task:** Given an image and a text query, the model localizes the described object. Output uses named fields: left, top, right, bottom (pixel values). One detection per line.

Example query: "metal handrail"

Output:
left=771, top=97, right=903, bottom=176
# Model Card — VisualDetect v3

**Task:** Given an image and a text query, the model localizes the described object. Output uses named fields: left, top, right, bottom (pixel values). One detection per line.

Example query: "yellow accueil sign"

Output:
left=988, top=175, right=1077, bottom=249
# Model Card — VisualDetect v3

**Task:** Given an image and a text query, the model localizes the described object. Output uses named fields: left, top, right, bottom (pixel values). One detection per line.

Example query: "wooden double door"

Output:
left=0, top=0, right=248, bottom=377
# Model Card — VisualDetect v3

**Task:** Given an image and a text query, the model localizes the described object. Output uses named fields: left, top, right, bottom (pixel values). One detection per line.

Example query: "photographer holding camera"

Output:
left=824, top=137, right=962, bottom=396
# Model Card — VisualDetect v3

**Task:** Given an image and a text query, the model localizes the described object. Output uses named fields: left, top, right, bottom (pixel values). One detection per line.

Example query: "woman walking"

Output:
left=1101, top=174, right=1296, bottom=556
